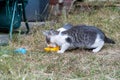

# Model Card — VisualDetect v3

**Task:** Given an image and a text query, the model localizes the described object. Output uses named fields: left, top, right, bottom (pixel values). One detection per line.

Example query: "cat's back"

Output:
left=62, top=25, right=103, bottom=35
left=61, top=25, right=105, bottom=44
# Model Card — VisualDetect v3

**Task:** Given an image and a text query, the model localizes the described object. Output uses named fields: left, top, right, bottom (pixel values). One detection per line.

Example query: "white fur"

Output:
left=91, top=34, right=104, bottom=53
left=50, top=33, right=70, bottom=53
left=57, top=43, right=70, bottom=53
left=57, top=27, right=67, bottom=32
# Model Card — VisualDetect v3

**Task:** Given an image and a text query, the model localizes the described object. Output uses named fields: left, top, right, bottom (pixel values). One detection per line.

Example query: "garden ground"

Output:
left=0, top=7, right=120, bottom=80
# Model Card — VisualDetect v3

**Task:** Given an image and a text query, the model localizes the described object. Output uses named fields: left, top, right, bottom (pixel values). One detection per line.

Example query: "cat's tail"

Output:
left=104, top=37, right=115, bottom=44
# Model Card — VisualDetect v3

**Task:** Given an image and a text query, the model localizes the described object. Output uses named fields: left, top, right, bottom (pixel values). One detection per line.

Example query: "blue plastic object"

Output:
left=14, top=48, right=27, bottom=54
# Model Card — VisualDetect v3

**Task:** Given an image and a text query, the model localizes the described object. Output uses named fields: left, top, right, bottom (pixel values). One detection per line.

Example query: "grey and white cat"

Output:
left=43, top=25, right=115, bottom=53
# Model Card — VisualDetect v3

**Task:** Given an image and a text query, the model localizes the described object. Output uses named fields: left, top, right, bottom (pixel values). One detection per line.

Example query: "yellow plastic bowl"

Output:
left=44, top=46, right=60, bottom=52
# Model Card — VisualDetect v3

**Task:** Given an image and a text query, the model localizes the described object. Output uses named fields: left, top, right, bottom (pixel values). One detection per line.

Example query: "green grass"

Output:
left=0, top=7, right=120, bottom=80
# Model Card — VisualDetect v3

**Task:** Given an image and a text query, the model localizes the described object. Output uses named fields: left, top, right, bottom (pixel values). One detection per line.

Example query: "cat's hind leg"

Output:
left=92, top=40, right=104, bottom=53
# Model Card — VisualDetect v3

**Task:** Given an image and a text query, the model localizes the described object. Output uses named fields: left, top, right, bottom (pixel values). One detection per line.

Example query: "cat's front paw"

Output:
left=92, top=49, right=100, bottom=53
left=57, top=50, right=64, bottom=54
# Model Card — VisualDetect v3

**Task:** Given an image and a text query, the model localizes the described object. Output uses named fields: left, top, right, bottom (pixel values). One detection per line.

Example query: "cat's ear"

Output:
left=42, top=29, right=59, bottom=36
left=42, top=30, right=49, bottom=36
left=42, top=28, right=54, bottom=36
left=50, top=29, right=59, bottom=35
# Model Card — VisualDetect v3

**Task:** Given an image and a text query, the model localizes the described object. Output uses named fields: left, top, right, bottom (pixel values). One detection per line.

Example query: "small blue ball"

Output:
left=15, top=48, right=27, bottom=54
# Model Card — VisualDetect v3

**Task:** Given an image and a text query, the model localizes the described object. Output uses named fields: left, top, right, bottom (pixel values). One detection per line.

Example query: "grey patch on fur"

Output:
left=62, top=25, right=115, bottom=49
left=57, top=23, right=73, bottom=32
left=65, top=37, right=72, bottom=43
left=46, top=36, right=51, bottom=44
left=63, top=23, right=73, bottom=30
left=104, top=37, right=115, bottom=44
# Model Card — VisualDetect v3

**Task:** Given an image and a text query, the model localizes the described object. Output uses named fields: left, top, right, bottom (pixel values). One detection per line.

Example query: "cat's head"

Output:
left=43, top=29, right=59, bottom=47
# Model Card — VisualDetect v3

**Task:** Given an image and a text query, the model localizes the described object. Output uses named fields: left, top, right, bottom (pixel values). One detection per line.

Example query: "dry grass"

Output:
left=0, top=7, right=120, bottom=80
